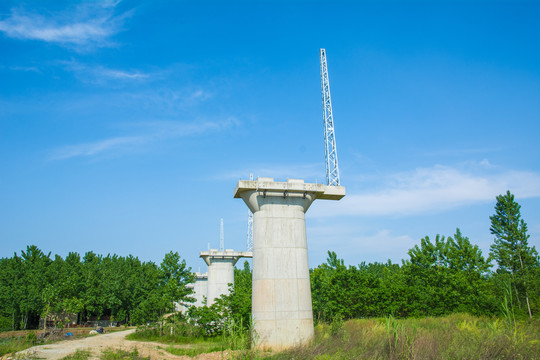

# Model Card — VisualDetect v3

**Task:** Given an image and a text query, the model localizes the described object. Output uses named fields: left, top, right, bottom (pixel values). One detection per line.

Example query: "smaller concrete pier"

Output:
left=200, top=249, right=253, bottom=305
left=192, top=272, right=209, bottom=307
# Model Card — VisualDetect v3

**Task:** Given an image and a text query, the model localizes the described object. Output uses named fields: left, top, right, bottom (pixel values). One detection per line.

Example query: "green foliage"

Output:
left=129, top=318, right=204, bottom=343
left=404, top=229, right=495, bottom=316
left=490, top=190, right=539, bottom=318
left=229, top=261, right=253, bottom=328
left=0, top=335, right=37, bottom=356
left=222, top=317, right=251, bottom=350
left=311, top=229, right=498, bottom=321
left=188, top=295, right=230, bottom=336
left=329, top=313, right=344, bottom=336
left=0, top=247, right=193, bottom=329
left=24, top=331, right=37, bottom=344
left=160, top=251, right=195, bottom=310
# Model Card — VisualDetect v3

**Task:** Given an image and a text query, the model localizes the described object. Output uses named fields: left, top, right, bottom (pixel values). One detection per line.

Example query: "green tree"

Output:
left=19, top=246, right=51, bottom=329
left=228, top=261, right=252, bottom=327
left=160, top=251, right=194, bottom=334
left=490, top=190, right=539, bottom=318
left=0, top=256, right=24, bottom=329
left=403, top=230, right=494, bottom=316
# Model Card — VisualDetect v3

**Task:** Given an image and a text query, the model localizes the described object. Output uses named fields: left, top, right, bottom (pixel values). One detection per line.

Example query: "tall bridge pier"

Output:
left=234, top=177, right=345, bottom=349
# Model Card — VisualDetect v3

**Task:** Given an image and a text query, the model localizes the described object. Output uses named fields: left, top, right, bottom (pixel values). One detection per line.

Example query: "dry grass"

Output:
left=239, top=314, right=539, bottom=360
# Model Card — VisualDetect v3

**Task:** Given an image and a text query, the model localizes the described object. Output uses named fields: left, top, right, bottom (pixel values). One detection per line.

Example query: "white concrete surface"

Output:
left=234, top=177, right=345, bottom=350
left=193, top=272, right=208, bottom=307
left=200, top=249, right=253, bottom=305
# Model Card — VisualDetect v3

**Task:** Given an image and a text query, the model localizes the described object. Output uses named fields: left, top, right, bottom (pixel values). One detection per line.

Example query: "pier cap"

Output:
left=199, top=249, right=253, bottom=266
left=233, top=177, right=345, bottom=200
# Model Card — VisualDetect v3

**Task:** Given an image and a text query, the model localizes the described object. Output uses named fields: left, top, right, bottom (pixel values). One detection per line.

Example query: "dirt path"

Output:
left=15, top=329, right=233, bottom=360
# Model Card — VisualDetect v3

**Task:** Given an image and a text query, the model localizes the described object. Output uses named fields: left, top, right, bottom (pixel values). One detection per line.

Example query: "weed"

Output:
left=161, top=343, right=224, bottom=356
left=330, top=314, right=344, bottom=337
left=249, top=314, right=539, bottom=360
left=100, top=348, right=149, bottom=360
left=60, top=349, right=91, bottom=360
left=223, top=318, right=251, bottom=350
left=0, top=336, right=35, bottom=356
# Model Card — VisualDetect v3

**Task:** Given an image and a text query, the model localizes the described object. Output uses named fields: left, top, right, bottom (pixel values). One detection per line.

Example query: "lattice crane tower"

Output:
left=219, top=218, right=224, bottom=251
left=320, top=48, right=341, bottom=186
left=246, top=173, right=254, bottom=252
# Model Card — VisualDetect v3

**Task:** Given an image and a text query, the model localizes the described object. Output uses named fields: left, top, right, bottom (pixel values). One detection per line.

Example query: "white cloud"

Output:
left=124, top=88, right=213, bottom=109
left=9, top=65, right=41, bottom=73
left=96, top=68, right=149, bottom=80
left=0, top=2, right=129, bottom=50
left=62, top=60, right=152, bottom=83
left=49, top=118, right=238, bottom=161
left=49, top=136, right=145, bottom=160
left=311, top=164, right=540, bottom=217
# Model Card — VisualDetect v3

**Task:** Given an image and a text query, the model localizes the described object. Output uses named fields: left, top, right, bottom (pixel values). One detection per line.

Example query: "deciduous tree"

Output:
left=490, top=190, right=539, bottom=318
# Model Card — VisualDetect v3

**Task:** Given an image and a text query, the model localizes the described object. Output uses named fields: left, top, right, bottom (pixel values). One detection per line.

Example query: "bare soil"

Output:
left=12, top=329, right=234, bottom=360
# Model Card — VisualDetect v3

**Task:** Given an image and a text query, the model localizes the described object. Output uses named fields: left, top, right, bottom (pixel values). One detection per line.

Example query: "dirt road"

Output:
left=15, top=329, right=232, bottom=360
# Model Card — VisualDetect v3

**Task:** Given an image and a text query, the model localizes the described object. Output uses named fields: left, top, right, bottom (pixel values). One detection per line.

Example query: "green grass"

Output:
left=160, top=341, right=226, bottom=356
left=229, top=314, right=540, bottom=360
left=126, top=326, right=206, bottom=345
left=60, top=349, right=92, bottom=360
left=0, top=335, right=36, bottom=356
left=129, top=319, right=252, bottom=356
left=100, top=348, right=149, bottom=360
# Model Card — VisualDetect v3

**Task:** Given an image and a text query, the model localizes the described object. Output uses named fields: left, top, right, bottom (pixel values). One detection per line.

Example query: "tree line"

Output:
left=0, top=191, right=538, bottom=331
left=311, top=191, right=539, bottom=322
left=0, top=250, right=194, bottom=330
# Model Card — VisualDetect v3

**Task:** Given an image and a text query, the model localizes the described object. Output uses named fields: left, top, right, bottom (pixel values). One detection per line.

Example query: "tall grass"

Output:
left=127, top=321, right=204, bottom=344
left=128, top=318, right=252, bottom=356
left=240, top=314, right=539, bottom=360
left=0, top=333, right=38, bottom=356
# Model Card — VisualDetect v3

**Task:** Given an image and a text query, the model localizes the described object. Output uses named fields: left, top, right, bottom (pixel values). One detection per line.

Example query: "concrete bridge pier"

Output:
left=234, top=177, right=345, bottom=350
left=200, top=249, right=252, bottom=305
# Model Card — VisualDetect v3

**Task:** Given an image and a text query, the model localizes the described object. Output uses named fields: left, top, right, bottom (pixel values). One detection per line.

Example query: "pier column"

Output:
left=200, top=250, right=252, bottom=305
left=234, top=178, right=345, bottom=349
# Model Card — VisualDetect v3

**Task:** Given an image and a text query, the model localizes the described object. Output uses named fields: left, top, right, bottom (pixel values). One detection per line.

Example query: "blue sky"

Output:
left=1, top=0, right=539, bottom=270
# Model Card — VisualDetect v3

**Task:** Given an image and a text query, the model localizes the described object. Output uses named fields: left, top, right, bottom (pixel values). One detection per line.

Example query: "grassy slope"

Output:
left=259, top=314, right=540, bottom=360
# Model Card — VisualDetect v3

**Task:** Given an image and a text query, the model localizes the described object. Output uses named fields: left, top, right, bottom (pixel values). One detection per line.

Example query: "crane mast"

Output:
left=246, top=173, right=254, bottom=252
left=220, top=218, right=224, bottom=251
left=320, top=49, right=341, bottom=186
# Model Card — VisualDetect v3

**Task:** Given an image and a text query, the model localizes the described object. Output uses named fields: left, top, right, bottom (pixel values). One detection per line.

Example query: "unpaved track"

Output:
left=15, top=329, right=232, bottom=360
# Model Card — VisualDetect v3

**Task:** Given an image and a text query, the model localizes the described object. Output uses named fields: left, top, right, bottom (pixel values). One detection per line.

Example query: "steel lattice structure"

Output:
left=246, top=173, right=253, bottom=252
left=320, top=49, right=341, bottom=186
left=220, top=218, right=224, bottom=251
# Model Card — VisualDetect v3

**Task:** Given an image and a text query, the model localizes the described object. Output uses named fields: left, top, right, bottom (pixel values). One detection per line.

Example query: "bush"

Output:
left=0, top=316, right=11, bottom=331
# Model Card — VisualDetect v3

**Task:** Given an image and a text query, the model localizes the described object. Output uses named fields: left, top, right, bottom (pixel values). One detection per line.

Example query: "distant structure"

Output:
left=220, top=218, right=224, bottom=251
left=246, top=174, right=254, bottom=252
left=191, top=272, right=208, bottom=307
left=184, top=219, right=252, bottom=308
left=200, top=248, right=252, bottom=305
left=320, top=48, right=341, bottom=186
